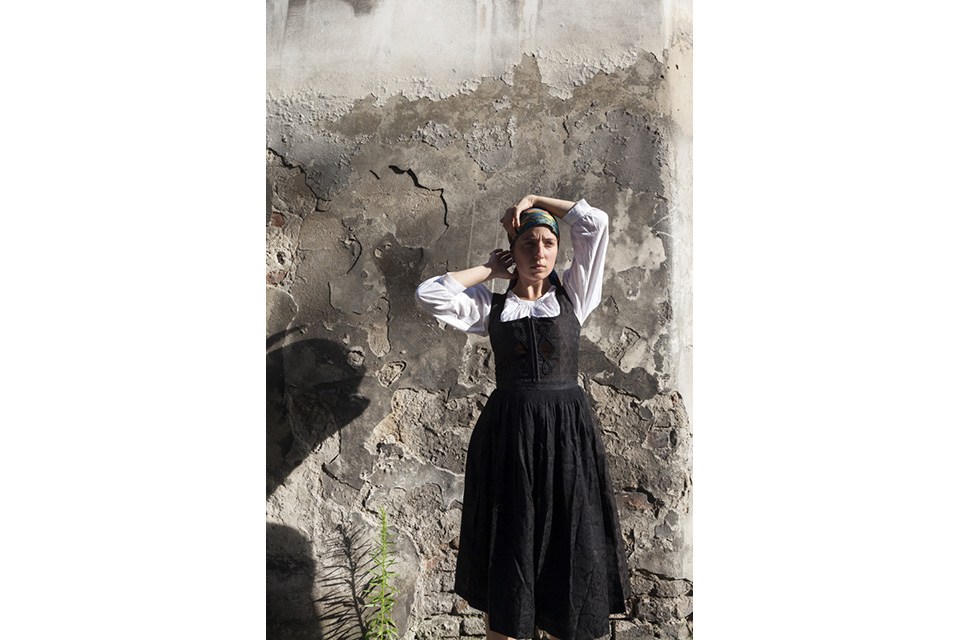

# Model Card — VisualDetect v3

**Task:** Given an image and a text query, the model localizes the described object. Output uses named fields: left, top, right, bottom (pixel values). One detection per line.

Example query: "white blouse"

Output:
left=414, top=199, right=609, bottom=336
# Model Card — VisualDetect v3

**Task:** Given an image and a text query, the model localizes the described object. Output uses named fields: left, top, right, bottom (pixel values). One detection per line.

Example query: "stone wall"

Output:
left=266, top=2, right=692, bottom=638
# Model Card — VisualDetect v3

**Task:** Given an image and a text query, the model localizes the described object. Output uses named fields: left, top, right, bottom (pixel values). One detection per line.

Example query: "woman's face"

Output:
left=511, top=226, right=558, bottom=283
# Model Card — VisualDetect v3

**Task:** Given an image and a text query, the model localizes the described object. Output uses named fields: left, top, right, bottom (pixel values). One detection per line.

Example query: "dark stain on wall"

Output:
left=340, top=0, right=380, bottom=16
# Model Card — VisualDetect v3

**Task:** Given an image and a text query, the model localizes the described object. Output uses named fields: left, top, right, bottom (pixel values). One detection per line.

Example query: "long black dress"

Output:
left=453, top=285, right=630, bottom=640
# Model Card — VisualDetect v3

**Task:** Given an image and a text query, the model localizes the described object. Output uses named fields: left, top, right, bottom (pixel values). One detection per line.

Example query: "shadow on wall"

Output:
left=266, top=331, right=371, bottom=498
left=267, top=520, right=377, bottom=640
left=267, top=523, right=320, bottom=639
left=267, top=333, right=374, bottom=638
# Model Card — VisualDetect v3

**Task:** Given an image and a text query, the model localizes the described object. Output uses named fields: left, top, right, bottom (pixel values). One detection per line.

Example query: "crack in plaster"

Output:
left=322, top=461, right=362, bottom=494
left=267, top=146, right=300, bottom=171
left=344, top=235, right=363, bottom=274
left=387, top=164, right=450, bottom=233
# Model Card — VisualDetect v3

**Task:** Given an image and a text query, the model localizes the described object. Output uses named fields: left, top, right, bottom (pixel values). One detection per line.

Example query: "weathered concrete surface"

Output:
left=266, top=2, right=692, bottom=638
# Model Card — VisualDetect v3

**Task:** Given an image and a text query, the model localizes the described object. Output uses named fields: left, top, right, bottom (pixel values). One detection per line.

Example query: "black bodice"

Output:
left=488, top=286, right=581, bottom=388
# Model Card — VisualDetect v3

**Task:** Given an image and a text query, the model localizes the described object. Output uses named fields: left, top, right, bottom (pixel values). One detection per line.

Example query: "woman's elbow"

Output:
left=414, top=278, right=443, bottom=312
left=413, top=283, right=429, bottom=309
left=591, top=206, right=609, bottom=228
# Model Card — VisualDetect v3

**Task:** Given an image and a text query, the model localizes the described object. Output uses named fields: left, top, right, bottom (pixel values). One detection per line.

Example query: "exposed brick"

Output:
left=644, top=428, right=672, bottom=449
left=416, top=615, right=460, bottom=638
left=453, top=599, right=481, bottom=615
left=613, top=619, right=658, bottom=640
left=620, top=492, right=655, bottom=512
left=461, top=616, right=485, bottom=636
left=675, top=594, right=693, bottom=619
left=653, top=578, right=691, bottom=598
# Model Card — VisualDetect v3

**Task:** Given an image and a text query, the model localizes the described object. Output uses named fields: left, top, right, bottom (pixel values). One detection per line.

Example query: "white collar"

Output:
left=500, top=285, right=562, bottom=321
left=506, top=284, right=557, bottom=304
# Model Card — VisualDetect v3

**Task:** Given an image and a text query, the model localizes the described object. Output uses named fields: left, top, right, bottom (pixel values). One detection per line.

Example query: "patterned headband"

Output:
left=508, top=208, right=560, bottom=247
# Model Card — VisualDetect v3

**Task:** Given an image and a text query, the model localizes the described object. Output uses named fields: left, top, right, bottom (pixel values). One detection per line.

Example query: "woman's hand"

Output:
left=502, top=195, right=579, bottom=233
left=484, top=248, right=515, bottom=280
left=448, top=248, right=516, bottom=288
left=501, top=195, right=537, bottom=235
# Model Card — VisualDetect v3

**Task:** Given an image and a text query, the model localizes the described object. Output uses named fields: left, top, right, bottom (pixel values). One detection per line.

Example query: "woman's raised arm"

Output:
left=414, top=249, right=517, bottom=335
left=501, top=195, right=578, bottom=235
left=560, top=200, right=609, bottom=324
left=447, top=248, right=515, bottom=288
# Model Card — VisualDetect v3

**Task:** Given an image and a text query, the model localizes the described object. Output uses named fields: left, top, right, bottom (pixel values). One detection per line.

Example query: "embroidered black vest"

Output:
left=488, top=286, right=581, bottom=388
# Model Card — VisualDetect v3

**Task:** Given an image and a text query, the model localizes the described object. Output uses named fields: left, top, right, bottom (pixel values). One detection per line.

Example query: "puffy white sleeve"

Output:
left=414, top=273, right=494, bottom=336
left=560, top=199, right=609, bottom=324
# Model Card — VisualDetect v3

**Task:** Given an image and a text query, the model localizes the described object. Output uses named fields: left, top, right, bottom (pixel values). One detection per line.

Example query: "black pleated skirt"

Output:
left=454, top=384, right=629, bottom=640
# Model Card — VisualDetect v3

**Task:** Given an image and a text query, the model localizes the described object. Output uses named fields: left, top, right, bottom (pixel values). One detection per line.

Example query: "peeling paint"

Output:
left=266, top=0, right=673, bottom=120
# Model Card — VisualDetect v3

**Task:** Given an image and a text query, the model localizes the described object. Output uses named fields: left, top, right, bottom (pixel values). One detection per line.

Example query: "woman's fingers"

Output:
left=488, top=249, right=514, bottom=277
left=501, top=208, right=515, bottom=233
left=501, top=206, right=523, bottom=234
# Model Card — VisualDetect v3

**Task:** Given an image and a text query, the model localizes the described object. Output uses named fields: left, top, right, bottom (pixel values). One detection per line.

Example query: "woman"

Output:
left=415, top=195, right=630, bottom=640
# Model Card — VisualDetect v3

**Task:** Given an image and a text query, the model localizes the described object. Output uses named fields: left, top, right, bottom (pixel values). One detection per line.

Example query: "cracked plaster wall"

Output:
left=266, top=2, right=692, bottom=639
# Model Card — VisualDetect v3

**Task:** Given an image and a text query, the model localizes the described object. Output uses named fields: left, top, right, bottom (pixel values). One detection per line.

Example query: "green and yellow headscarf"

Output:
left=508, top=208, right=560, bottom=247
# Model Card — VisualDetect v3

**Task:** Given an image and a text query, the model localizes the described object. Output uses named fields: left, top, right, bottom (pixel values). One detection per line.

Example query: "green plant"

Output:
left=364, top=507, right=400, bottom=640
